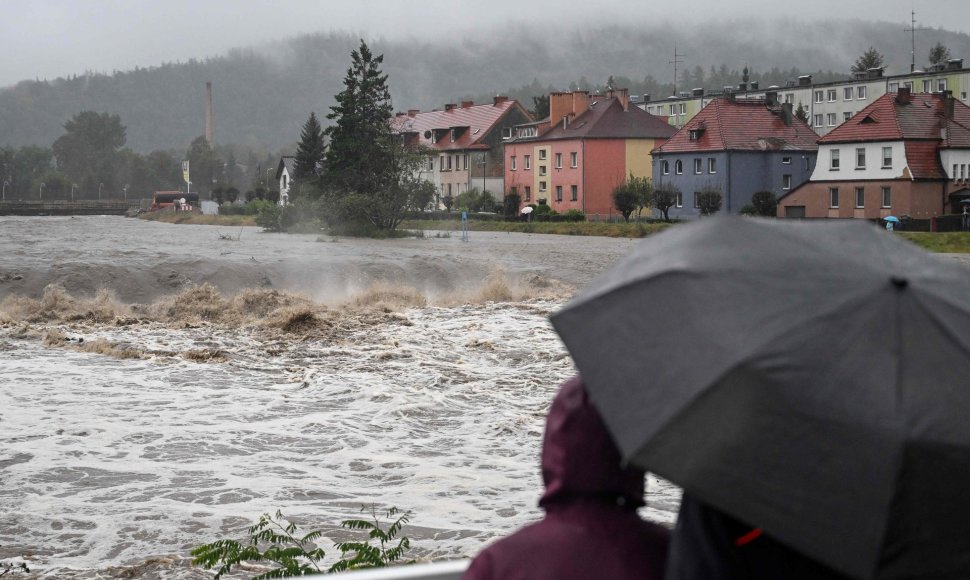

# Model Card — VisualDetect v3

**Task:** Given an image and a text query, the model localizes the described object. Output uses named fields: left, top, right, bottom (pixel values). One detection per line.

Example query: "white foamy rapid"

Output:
left=0, top=217, right=678, bottom=578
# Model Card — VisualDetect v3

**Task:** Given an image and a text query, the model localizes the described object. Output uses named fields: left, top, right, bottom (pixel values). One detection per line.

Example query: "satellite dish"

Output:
left=423, top=130, right=432, bottom=139
left=180, top=198, right=186, bottom=205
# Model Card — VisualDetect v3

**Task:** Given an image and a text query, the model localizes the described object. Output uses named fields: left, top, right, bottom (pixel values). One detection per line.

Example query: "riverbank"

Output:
left=137, top=212, right=970, bottom=253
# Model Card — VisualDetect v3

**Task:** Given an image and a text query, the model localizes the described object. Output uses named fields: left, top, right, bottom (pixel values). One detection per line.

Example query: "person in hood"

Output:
left=463, top=376, right=669, bottom=580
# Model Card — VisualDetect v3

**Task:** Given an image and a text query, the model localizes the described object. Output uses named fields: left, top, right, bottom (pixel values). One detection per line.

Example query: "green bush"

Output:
left=220, top=200, right=278, bottom=216
left=751, top=191, right=778, bottom=217
left=191, top=506, right=412, bottom=579
left=562, top=209, right=586, bottom=222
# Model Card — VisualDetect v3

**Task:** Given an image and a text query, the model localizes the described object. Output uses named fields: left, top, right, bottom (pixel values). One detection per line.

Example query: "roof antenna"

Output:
left=669, top=44, right=687, bottom=96
left=904, top=9, right=927, bottom=72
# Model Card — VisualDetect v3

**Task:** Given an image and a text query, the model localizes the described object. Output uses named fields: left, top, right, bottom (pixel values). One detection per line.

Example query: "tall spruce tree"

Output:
left=323, top=39, right=420, bottom=231
left=294, top=112, right=324, bottom=182
left=324, top=40, right=396, bottom=198
left=851, top=46, right=884, bottom=73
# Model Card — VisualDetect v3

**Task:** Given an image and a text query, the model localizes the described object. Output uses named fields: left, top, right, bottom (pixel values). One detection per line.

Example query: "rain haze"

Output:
left=4, top=0, right=970, bottom=88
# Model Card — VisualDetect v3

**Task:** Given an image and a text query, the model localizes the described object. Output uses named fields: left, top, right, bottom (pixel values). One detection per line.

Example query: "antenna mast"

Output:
left=904, top=10, right=927, bottom=72
left=669, top=45, right=687, bottom=96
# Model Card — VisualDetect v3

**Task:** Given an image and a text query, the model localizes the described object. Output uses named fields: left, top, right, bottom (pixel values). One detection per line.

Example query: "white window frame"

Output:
left=782, top=156, right=792, bottom=165
left=539, top=165, right=547, bottom=176
left=844, top=87, right=853, bottom=100
left=827, top=89, right=837, bottom=102
left=814, top=90, right=824, bottom=103
left=555, top=152, right=562, bottom=169
left=856, top=148, right=866, bottom=170
left=570, top=185, right=578, bottom=201
left=675, top=192, right=683, bottom=208
left=675, top=160, right=683, bottom=175
left=693, top=158, right=702, bottom=174
left=923, top=80, right=932, bottom=92
left=830, top=149, right=840, bottom=170
left=888, top=82, right=899, bottom=93
left=510, top=155, right=517, bottom=170
left=524, top=155, right=531, bottom=170
left=814, top=114, right=823, bottom=127
left=783, top=174, right=792, bottom=190
left=661, top=160, right=670, bottom=175
left=881, top=186, right=891, bottom=208
left=855, top=187, right=865, bottom=209
left=538, top=149, right=547, bottom=161
left=938, top=78, right=947, bottom=92
left=827, top=113, right=837, bottom=126
left=830, top=187, right=840, bottom=208
left=882, top=147, right=892, bottom=169
left=570, top=152, right=578, bottom=168
left=857, top=86, right=867, bottom=100
left=539, top=181, right=547, bottom=192
left=844, top=112, right=853, bottom=121
left=555, top=185, right=563, bottom=202
left=708, top=158, right=717, bottom=174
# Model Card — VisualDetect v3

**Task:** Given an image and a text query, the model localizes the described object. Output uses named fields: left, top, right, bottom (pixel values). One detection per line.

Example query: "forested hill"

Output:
left=2, top=18, right=968, bottom=153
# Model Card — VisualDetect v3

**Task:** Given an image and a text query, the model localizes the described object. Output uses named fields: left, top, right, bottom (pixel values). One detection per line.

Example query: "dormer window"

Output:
left=689, top=129, right=702, bottom=141
left=450, top=129, right=456, bottom=142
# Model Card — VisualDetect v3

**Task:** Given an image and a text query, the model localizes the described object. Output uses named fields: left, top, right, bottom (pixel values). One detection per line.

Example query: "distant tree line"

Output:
left=0, top=113, right=287, bottom=202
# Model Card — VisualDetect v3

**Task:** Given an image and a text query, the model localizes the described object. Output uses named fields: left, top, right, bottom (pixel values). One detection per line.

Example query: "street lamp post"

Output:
left=123, top=184, right=129, bottom=201
left=98, top=182, right=103, bottom=200
left=71, top=183, right=77, bottom=202
left=39, top=182, right=46, bottom=200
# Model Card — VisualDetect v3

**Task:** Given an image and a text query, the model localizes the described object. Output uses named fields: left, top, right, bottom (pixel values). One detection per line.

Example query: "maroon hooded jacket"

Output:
left=463, top=376, right=669, bottom=580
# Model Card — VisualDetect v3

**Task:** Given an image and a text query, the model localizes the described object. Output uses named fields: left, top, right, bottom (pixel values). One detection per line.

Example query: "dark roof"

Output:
left=276, top=156, right=295, bottom=180
left=390, top=100, right=529, bottom=151
left=653, top=97, right=818, bottom=154
left=511, top=97, right=676, bottom=142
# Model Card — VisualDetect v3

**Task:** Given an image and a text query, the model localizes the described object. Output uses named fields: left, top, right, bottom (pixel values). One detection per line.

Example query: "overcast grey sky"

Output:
left=3, top=0, right=970, bottom=88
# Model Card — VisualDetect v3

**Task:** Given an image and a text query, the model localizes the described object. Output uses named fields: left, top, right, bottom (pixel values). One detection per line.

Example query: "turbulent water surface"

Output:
left=0, top=216, right=680, bottom=578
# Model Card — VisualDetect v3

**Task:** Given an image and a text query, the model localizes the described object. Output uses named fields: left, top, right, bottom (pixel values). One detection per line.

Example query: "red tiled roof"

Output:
left=819, top=92, right=970, bottom=180
left=391, top=100, right=527, bottom=151
left=652, top=97, right=818, bottom=154
left=820, top=92, right=970, bottom=145
left=537, top=98, right=677, bottom=141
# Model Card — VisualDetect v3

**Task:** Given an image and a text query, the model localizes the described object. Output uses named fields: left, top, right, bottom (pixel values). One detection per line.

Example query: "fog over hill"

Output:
left=1, top=18, right=968, bottom=153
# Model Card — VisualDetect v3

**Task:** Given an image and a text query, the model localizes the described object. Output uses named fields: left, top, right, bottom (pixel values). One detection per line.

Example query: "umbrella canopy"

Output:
left=883, top=216, right=900, bottom=223
left=551, top=216, right=970, bottom=580
left=521, top=206, right=534, bottom=214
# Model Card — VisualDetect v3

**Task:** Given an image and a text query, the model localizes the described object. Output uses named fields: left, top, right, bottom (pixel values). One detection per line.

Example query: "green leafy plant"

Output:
left=191, top=506, right=412, bottom=579
left=328, top=506, right=411, bottom=572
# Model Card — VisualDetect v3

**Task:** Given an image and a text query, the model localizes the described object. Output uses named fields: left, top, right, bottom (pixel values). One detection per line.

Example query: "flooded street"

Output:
left=0, top=216, right=679, bottom=578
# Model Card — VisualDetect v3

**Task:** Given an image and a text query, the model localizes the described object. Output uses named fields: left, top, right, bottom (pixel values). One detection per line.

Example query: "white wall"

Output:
left=940, top=149, right=970, bottom=181
left=812, top=141, right=908, bottom=181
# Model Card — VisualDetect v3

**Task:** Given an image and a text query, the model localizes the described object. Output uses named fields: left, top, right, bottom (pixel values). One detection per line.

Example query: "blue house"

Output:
left=651, top=93, right=818, bottom=218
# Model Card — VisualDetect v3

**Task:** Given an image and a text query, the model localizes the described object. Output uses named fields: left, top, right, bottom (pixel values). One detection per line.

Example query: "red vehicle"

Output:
left=151, top=191, right=199, bottom=212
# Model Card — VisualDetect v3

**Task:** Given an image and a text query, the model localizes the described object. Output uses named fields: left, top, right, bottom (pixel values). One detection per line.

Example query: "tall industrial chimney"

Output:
left=205, top=81, right=214, bottom=145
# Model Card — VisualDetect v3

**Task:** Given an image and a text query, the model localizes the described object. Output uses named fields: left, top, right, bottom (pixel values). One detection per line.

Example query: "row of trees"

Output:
left=610, top=175, right=779, bottom=221
left=0, top=112, right=284, bottom=202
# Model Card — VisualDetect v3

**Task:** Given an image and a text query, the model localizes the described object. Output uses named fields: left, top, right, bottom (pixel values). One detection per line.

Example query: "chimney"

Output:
left=751, top=81, right=759, bottom=91
left=493, top=95, right=509, bottom=106
left=897, top=86, right=912, bottom=105
left=445, top=103, right=457, bottom=112
left=205, top=81, right=213, bottom=146
left=944, top=90, right=955, bottom=120
left=692, top=88, right=705, bottom=97
left=765, top=90, right=779, bottom=106
left=461, top=100, right=474, bottom=108
left=408, top=109, right=419, bottom=117
left=739, top=82, right=747, bottom=92
left=572, top=90, right=591, bottom=117
left=798, top=74, right=813, bottom=87
left=781, top=102, right=793, bottom=126
left=614, top=88, right=630, bottom=111
left=643, top=93, right=651, bottom=103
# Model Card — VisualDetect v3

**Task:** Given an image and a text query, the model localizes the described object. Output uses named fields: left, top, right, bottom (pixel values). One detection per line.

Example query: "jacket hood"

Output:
left=539, top=376, right=646, bottom=508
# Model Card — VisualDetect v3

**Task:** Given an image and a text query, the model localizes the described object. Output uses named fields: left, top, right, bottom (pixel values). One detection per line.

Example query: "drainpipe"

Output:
left=726, top=151, right=732, bottom=213
left=581, top=140, right=586, bottom=216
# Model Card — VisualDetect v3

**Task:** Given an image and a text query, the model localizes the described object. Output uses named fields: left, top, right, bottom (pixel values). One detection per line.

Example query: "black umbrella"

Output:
left=551, top=217, right=970, bottom=580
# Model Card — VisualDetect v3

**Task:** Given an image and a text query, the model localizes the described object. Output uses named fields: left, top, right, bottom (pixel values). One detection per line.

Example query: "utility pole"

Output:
left=669, top=45, right=687, bottom=96
left=904, top=10, right=927, bottom=73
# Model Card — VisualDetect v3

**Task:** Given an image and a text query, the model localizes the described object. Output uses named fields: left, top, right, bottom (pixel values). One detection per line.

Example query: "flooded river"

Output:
left=0, top=216, right=679, bottom=578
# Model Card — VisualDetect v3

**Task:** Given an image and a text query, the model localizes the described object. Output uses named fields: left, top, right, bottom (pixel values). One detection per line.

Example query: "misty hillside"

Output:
left=1, top=18, right=968, bottom=153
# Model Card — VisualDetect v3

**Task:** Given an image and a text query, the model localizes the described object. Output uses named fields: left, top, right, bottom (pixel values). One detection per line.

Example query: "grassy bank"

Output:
left=402, top=219, right=672, bottom=238
left=137, top=212, right=257, bottom=227
left=899, top=231, right=970, bottom=253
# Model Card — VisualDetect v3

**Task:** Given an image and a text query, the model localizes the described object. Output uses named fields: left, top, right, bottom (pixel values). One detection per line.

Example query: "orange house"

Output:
left=504, top=89, right=676, bottom=218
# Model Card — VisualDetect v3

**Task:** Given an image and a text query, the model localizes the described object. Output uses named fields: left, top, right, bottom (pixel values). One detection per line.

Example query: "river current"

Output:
left=0, top=216, right=679, bottom=578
